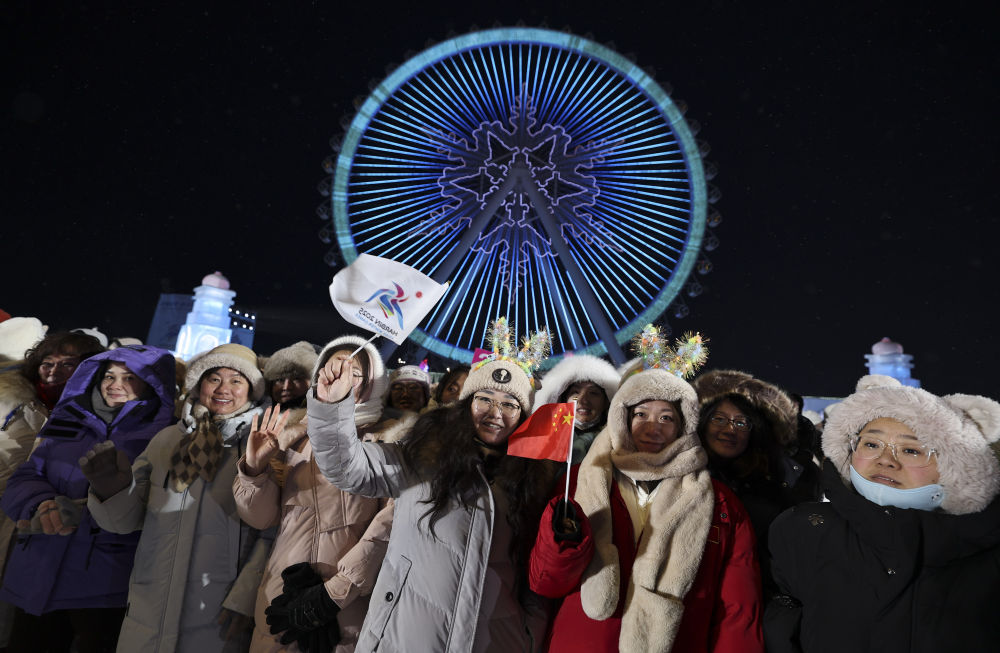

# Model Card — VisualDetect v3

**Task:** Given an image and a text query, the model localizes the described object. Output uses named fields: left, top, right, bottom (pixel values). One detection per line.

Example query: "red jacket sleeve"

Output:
left=710, top=484, right=764, bottom=653
left=528, top=495, right=594, bottom=598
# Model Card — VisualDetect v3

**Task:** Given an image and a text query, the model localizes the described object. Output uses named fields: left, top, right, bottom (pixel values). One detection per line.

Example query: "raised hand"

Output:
left=79, top=440, right=133, bottom=501
left=315, top=356, right=363, bottom=404
left=246, top=405, right=290, bottom=475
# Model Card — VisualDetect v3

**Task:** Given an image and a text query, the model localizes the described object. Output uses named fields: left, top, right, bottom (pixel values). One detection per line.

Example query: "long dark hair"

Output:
left=403, top=396, right=557, bottom=601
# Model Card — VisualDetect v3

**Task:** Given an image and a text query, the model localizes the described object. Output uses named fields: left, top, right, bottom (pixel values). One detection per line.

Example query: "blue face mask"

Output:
left=849, top=465, right=945, bottom=511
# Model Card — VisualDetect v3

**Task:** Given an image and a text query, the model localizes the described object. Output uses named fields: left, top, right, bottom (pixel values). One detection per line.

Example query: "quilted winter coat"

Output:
left=233, top=407, right=393, bottom=653
left=0, top=346, right=176, bottom=614
left=765, top=461, right=1000, bottom=653
left=88, top=397, right=267, bottom=653
left=307, top=396, right=549, bottom=653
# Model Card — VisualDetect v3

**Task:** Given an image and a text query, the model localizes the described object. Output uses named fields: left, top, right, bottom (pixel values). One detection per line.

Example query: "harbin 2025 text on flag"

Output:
left=329, top=254, right=449, bottom=345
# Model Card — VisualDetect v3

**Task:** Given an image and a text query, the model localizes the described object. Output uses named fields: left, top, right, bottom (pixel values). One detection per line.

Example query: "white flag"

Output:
left=329, top=254, right=449, bottom=345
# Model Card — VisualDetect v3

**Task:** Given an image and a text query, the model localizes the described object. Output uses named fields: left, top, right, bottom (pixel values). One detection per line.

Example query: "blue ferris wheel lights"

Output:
left=333, top=28, right=707, bottom=364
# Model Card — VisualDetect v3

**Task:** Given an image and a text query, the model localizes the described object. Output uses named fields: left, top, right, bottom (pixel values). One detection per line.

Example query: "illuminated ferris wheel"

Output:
left=317, top=27, right=719, bottom=367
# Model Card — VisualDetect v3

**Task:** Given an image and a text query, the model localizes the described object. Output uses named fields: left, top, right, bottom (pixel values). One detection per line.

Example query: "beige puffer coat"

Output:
left=234, top=405, right=399, bottom=653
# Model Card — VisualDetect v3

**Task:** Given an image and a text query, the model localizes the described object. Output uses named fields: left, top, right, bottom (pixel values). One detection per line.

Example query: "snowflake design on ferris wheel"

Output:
left=321, top=28, right=717, bottom=367
left=423, top=90, right=621, bottom=289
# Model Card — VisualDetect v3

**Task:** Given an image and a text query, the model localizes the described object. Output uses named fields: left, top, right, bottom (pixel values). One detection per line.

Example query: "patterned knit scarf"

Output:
left=169, top=399, right=253, bottom=492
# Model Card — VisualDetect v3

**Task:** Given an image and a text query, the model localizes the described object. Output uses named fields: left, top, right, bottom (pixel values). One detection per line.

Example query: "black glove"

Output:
left=264, top=565, right=341, bottom=651
left=307, top=619, right=342, bottom=653
left=287, top=584, right=340, bottom=632
left=265, top=562, right=322, bottom=643
left=553, top=499, right=583, bottom=543
left=281, top=561, right=324, bottom=593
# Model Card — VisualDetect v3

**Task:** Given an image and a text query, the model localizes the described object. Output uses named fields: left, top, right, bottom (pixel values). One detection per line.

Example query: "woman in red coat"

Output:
left=529, top=367, right=763, bottom=653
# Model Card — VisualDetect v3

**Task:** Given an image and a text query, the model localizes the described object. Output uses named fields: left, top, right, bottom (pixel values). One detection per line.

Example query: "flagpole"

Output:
left=348, top=333, right=379, bottom=359
left=564, top=400, right=576, bottom=504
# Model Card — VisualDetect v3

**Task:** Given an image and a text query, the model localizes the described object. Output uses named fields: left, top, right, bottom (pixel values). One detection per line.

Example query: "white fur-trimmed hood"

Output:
left=823, top=375, right=1000, bottom=514
left=313, top=335, right=388, bottom=406
left=533, top=354, right=620, bottom=412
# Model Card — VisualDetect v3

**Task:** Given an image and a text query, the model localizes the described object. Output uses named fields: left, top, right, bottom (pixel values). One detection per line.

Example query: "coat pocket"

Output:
left=367, top=554, right=411, bottom=641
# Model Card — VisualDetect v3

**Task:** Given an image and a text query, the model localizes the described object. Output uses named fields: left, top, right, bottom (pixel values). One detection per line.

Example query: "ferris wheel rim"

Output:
left=331, top=27, right=708, bottom=364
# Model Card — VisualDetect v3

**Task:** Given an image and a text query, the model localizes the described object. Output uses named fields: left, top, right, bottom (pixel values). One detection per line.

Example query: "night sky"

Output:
left=4, top=2, right=997, bottom=398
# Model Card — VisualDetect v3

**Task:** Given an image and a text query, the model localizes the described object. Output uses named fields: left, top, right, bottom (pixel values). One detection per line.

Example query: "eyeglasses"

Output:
left=850, top=435, right=937, bottom=468
left=273, top=376, right=309, bottom=385
left=708, top=414, right=752, bottom=432
left=472, top=395, right=521, bottom=418
left=39, top=361, right=79, bottom=374
left=391, top=382, right=424, bottom=395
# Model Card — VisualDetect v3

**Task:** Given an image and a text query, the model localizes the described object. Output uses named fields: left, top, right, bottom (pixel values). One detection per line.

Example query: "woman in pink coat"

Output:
left=234, top=336, right=393, bottom=653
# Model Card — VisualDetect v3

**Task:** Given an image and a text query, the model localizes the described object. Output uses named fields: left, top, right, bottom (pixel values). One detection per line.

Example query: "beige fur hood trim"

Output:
left=824, top=374, right=1000, bottom=514
left=576, top=371, right=715, bottom=651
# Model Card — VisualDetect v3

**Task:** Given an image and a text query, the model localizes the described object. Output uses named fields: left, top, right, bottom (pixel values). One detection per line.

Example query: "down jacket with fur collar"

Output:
left=765, top=461, right=1000, bottom=653
left=529, top=466, right=763, bottom=652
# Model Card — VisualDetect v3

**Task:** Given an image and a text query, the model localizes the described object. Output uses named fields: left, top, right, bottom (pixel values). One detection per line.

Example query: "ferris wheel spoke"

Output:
left=332, top=28, right=709, bottom=364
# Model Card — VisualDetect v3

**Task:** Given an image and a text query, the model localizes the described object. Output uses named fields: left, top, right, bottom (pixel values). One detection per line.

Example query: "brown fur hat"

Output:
left=263, top=341, right=318, bottom=382
left=185, top=343, right=264, bottom=401
left=691, top=369, right=798, bottom=447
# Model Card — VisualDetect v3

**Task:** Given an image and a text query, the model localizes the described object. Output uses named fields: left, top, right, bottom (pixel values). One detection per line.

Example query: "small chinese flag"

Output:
left=506, top=402, right=575, bottom=462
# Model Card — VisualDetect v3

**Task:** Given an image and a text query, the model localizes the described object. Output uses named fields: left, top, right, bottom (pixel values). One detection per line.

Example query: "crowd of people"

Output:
left=0, top=313, right=998, bottom=653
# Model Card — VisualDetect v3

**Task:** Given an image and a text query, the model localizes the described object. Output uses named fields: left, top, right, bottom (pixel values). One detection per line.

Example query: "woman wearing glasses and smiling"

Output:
left=765, top=375, right=1000, bottom=653
left=692, top=370, right=821, bottom=599
left=306, top=346, right=557, bottom=652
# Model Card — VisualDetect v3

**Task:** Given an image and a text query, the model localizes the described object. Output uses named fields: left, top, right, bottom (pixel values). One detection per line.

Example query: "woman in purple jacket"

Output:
left=0, top=345, right=176, bottom=653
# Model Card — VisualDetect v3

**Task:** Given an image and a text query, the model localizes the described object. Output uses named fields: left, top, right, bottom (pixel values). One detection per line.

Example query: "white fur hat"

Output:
left=389, top=365, right=430, bottom=390
left=263, top=341, right=318, bottom=382
left=71, top=326, right=109, bottom=348
left=608, top=368, right=700, bottom=452
left=0, top=317, right=47, bottom=361
left=185, top=343, right=264, bottom=401
left=823, top=375, right=1000, bottom=514
left=533, top=354, right=620, bottom=413
left=314, top=335, right=388, bottom=405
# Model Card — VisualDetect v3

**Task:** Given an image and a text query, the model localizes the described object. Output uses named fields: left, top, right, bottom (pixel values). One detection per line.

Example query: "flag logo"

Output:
left=365, top=282, right=408, bottom=329
left=329, top=254, right=449, bottom=345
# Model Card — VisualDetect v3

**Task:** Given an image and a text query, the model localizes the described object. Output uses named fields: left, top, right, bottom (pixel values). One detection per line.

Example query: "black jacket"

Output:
left=765, top=461, right=1000, bottom=653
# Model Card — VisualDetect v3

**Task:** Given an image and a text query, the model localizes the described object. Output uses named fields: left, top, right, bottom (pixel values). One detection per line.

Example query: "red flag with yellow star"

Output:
left=506, top=402, right=575, bottom=462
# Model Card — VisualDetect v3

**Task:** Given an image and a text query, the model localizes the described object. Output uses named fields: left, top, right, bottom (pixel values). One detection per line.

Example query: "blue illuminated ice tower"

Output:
left=865, top=337, right=920, bottom=387
left=174, top=271, right=237, bottom=360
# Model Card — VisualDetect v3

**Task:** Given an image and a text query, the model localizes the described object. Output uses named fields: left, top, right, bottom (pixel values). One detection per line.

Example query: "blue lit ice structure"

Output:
left=865, top=337, right=920, bottom=388
left=174, top=271, right=236, bottom=360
